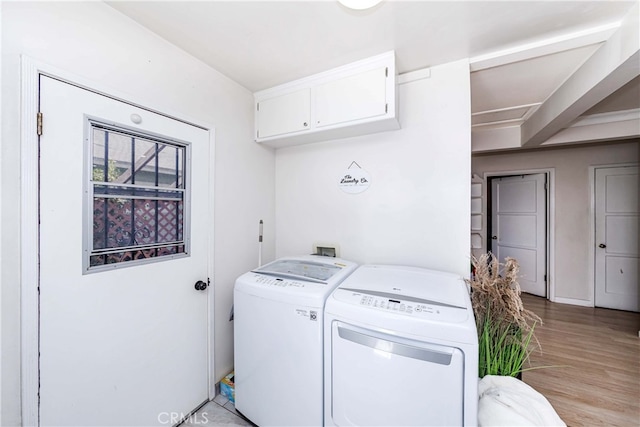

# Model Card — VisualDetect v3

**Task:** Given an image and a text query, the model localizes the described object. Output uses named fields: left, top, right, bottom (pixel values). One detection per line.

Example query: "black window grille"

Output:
left=88, top=123, right=187, bottom=269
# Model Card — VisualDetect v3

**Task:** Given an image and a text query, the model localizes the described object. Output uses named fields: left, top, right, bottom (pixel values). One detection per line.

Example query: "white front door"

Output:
left=39, top=76, right=211, bottom=426
left=595, top=165, right=639, bottom=312
left=491, top=174, right=547, bottom=297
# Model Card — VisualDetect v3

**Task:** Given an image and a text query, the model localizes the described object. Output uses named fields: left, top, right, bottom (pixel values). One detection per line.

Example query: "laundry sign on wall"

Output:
left=338, top=161, right=371, bottom=194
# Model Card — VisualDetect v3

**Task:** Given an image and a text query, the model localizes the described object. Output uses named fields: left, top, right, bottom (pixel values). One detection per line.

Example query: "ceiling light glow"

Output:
left=338, top=0, right=383, bottom=11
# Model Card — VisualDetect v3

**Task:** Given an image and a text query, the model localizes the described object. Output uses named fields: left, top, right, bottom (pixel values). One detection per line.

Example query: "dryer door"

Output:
left=329, top=322, right=464, bottom=426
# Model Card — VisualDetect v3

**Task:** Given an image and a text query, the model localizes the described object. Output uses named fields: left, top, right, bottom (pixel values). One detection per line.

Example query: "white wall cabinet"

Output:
left=255, top=51, right=399, bottom=148
left=315, top=67, right=388, bottom=128
left=257, top=89, right=311, bottom=139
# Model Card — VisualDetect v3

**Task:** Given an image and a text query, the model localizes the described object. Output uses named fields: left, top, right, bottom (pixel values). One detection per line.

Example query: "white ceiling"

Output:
left=108, top=0, right=640, bottom=148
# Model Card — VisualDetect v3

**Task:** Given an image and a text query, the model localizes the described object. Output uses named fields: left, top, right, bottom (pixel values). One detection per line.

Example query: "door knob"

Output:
left=598, top=243, right=606, bottom=249
left=194, top=280, right=208, bottom=291
left=491, top=236, right=498, bottom=240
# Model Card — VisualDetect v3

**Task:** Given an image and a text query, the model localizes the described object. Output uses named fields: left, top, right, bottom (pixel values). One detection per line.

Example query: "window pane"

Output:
left=133, top=200, right=156, bottom=246
left=157, top=144, right=184, bottom=188
left=93, top=198, right=107, bottom=250
left=94, top=184, right=183, bottom=200
left=93, top=197, right=184, bottom=250
left=157, top=245, right=185, bottom=256
left=106, top=198, right=133, bottom=248
left=133, top=199, right=183, bottom=245
left=92, top=129, right=133, bottom=183
left=92, top=129, right=107, bottom=182
left=90, top=245, right=185, bottom=267
left=88, top=122, right=188, bottom=272
left=132, top=139, right=184, bottom=188
left=176, top=148, right=184, bottom=189
left=107, top=133, right=133, bottom=183
left=131, top=138, right=158, bottom=186
left=157, top=200, right=184, bottom=242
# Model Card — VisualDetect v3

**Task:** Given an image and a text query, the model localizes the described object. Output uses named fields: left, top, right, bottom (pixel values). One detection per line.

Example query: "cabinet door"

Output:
left=315, top=67, right=387, bottom=128
left=257, top=89, right=310, bottom=139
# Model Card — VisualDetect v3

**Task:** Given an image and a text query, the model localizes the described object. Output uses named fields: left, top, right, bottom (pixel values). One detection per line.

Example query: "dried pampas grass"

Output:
left=467, top=253, right=541, bottom=334
left=467, top=253, right=543, bottom=377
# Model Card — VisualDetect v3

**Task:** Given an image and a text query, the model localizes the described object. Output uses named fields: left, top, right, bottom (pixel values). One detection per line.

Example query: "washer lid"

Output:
left=253, top=259, right=343, bottom=284
left=237, top=256, right=358, bottom=306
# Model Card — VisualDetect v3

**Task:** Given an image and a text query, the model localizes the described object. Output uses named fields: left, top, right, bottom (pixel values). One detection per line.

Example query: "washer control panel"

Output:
left=332, top=288, right=468, bottom=322
left=252, top=273, right=306, bottom=288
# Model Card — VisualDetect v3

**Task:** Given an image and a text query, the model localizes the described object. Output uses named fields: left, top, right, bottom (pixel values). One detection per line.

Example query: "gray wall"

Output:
left=472, top=140, right=639, bottom=303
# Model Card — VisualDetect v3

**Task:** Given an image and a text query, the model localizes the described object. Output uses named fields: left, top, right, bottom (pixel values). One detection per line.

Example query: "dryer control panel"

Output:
left=332, top=288, right=468, bottom=322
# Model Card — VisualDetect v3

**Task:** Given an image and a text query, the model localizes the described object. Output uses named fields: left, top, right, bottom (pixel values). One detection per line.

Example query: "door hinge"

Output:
left=257, top=103, right=260, bottom=111
left=37, top=112, right=43, bottom=136
left=385, top=103, right=388, bottom=113
left=385, top=67, right=388, bottom=77
left=544, top=274, right=547, bottom=282
left=544, top=182, right=548, bottom=190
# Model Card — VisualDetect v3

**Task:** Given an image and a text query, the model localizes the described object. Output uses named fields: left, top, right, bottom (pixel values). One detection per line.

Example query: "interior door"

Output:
left=595, top=166, right=639, bottom=312
left=39, top=76, right=211, bottom=426
left=491, top=174, right=547, bottom=297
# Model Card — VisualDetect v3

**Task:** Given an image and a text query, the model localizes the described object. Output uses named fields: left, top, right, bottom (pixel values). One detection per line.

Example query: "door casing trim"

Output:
left=483, top=168, right=555, bottom=302
left=20, top=55, right=217, bottom=426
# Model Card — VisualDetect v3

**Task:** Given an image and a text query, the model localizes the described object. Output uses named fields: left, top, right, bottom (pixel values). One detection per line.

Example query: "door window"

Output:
left=85, top=120, right=189, bottom=272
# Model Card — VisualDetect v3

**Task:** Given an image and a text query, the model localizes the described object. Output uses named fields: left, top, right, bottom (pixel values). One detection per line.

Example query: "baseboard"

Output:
left=551, top=296, right=594, bottom=307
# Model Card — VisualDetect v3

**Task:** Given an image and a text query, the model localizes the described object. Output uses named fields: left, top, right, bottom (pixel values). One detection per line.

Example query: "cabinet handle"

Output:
left=303, top=122, right=308, bottom=127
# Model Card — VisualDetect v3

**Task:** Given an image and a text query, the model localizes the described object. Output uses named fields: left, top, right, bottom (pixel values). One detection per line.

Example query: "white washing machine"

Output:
left=324, top=265, right=478, bottom=426
left=234, top=255, right=358, bottom=426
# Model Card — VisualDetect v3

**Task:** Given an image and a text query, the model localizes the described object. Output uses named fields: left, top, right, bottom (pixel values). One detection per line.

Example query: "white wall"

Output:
left=275, top=59, right=471, bottom=277
left=0, top=3, right=3, bottom=424
left=1, top=2, right=275, bottom=425
left=472, top=140, right=639, bottom=303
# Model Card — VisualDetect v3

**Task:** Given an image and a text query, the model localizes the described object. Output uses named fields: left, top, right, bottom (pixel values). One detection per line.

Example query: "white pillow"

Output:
left=478, top=375, right=566, bottom=426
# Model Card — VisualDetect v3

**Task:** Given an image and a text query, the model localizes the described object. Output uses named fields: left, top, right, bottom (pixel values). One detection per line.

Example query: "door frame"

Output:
left=589, top=163, right=639, bottom=309
left=483, top=168, right=555, bottom=301
left=20, top=56, right=217, bottom=425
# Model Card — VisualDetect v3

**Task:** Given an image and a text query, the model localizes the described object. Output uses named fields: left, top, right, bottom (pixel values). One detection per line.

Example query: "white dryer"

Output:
left=324, top=265, right=478, bottom=426
left=234, top=255, right=358, bottom=426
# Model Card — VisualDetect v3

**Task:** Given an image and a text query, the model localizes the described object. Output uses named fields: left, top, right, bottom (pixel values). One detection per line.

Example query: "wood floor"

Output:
left=520, top=294, right=640, bottom=427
